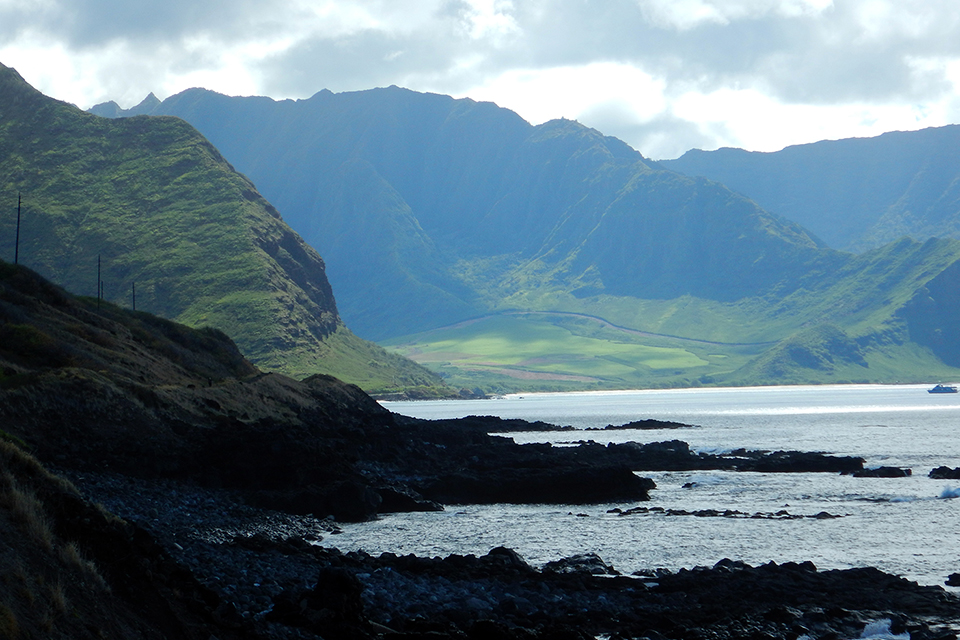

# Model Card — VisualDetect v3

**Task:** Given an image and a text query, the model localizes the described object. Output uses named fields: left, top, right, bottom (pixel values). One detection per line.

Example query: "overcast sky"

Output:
left=2, top=0, right=959, bottom=159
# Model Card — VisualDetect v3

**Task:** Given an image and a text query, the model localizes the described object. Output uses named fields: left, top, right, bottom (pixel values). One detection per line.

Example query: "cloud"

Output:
left=2, top=0, right=960, bottom=156
left=637, top=0, right=833, bottom=31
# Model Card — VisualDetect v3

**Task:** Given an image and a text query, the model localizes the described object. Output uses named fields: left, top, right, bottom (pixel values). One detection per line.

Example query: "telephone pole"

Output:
left=14, top=193, right=21, bottom=265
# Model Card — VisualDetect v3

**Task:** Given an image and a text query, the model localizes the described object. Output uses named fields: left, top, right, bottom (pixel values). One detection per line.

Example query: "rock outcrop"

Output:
left=930, top=466, right=960, bottom=479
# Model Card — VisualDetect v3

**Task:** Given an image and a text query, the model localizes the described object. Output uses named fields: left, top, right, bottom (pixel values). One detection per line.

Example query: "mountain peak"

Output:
left=132, top=92, right=161, bottom=114
left=89, top=92, right=161, bottom=118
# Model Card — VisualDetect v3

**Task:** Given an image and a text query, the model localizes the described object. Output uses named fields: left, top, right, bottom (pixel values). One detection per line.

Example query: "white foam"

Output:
left=859, top=619, right=909, bottom=639
left=692, top=446, right=735, bottom=455
left=939, top=486, right=960, bottom=499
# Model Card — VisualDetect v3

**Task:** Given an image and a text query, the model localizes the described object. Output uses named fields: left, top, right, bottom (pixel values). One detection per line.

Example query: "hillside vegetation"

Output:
left=94, top=87, right=960, bottom=391
left=0, top=63, right=448, bottom=396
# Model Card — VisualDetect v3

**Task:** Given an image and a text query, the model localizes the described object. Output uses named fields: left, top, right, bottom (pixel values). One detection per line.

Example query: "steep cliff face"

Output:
left=0, top=63, right=447, bottom=393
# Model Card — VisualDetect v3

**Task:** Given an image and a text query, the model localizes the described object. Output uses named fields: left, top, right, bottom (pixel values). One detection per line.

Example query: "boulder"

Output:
left=543, top=553, right=619, bottom=575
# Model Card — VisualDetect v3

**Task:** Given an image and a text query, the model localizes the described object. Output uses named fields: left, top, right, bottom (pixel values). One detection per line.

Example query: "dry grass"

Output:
left=0, top=473, right=54, bottom=552
left=59, top=542, right=108, bottom=591
left=48, top=580, right=68, bottom=614
left=0, top=441, right=78, bottom=496
left=0, top=603, right=19, bottom=639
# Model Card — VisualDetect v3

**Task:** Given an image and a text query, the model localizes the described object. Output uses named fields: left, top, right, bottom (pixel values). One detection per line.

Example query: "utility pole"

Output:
left=14, top=193, right=21, bottom=265
left=97, top=254, right=101, bottom=310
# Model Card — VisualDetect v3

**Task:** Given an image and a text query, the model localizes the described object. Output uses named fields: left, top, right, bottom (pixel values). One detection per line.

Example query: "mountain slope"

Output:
left=0, top=62, right=447, bottom=395
left=661, top=125, right=960, bottom=252
left=101, top=86, right=825, bottom=339
left=94, top=87, right=960, bottom=390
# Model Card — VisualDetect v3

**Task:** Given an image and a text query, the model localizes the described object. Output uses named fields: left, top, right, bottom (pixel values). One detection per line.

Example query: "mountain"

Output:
left=661, top=125, right=960, bottom=252
left=92, top=87, right=960, bottom=390
left=0, top=62, right=448, bottom=396
left=97, top=86, right=825, bottom=335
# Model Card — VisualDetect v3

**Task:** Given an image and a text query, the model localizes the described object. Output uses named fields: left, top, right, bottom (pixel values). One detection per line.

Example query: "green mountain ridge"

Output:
left=661, top=125, right=960, bottom=252
left=100, top=87, right=825, bottom=333
left=0, top=62, right=448, bottom=396
left=92, top=86, right=960, bottom=391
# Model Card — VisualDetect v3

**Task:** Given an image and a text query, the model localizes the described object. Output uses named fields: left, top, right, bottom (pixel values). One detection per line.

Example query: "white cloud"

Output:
left=456, top=62, right=667, bottom=126
left=669, top=85, right=944, bottom=155
left=637, top=0, right=833, bottom=31
left=459, top=0, right=520, bottom=40
left=3, top=0, right=960, bottom=157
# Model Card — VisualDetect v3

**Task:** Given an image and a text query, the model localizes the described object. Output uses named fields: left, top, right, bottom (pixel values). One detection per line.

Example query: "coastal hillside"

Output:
left=0, top=259, right=663, bottom=518
left=93, top=87, right=960, bottom=391
left=0, top=62, right=447, bottom=396
left=662, top=125, right=960, bottom=252
left=0, top=260, right=395, bottom=514
left=4, top=258, right=958, bottom=640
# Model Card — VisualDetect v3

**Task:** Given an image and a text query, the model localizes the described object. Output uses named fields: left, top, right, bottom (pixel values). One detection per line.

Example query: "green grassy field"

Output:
left=382, top=312, right=769, bottom=393
left=391, top=237, right=960, bottom=394
left=383, top=307, right=960, bottom=393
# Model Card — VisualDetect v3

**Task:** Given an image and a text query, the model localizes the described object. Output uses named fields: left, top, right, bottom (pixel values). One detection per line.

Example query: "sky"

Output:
left=2, top=0, right=960, bottom=159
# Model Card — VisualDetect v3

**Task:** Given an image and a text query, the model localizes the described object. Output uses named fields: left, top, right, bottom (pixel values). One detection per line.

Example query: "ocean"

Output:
left=327, top=385, right=960, bottom=587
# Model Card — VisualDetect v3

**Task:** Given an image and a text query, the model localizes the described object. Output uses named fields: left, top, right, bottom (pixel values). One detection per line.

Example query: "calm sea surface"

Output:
left=327, top=385, right=960, bottom=586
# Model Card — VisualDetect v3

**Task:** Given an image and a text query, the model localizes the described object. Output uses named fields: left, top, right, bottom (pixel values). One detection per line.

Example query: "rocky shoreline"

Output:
left=4, top=266, right=959, bottom=639
left=62, top=469, right=960, bottom=640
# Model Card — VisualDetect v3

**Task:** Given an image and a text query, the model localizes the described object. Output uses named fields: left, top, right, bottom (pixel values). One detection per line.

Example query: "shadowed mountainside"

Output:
left=662, top=125, right=960, bottom=252
left=98, top=86, right=825, bottom=339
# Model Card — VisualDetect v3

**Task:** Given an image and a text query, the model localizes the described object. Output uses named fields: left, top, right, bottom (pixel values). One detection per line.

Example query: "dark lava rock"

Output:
left=335, top=552, right=960, bottom=640
left=269, top=567, right=373, bottom=639
left=247, top=479, right=384, bottom=522
left=930, top=466, right=960, bottom=479
left=378, top=485, right=445, bottom=513
left=543, top=553, right=619, bottom=575
left=853, top=466, right=912, bottom=477
left=727, top=448, right=864, bottom=473
left=594, top=419, right=692, bottom=430
left=423, top=465, right=656, bottom=505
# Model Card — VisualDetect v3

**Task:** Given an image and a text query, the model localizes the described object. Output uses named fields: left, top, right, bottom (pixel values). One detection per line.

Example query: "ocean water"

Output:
left=327, top=385, right=960, bottom=587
